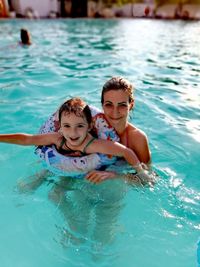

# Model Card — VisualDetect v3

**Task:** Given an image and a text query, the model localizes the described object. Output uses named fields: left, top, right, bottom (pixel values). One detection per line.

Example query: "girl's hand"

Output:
left=86, top=170, right=116, bottom=184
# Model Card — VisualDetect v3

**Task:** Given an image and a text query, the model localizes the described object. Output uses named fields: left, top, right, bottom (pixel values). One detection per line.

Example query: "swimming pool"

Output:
left=0, top=18, right=200, bottom=267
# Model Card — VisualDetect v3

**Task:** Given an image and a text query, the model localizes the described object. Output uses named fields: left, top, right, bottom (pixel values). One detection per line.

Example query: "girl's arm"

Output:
left=87, top=139, right=143, bottom=173
left=86, top=139, right=155, bottom=185
left=0, top=132, right=60, bottom=146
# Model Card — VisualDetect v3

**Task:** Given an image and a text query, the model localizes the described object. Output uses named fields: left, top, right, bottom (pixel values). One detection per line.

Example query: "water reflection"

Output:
left=49, top=176, right=127, bottom=258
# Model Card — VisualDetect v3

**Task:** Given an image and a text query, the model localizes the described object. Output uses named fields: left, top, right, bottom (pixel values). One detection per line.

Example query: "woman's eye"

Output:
left=77, top=125, right=84, bottom=128
left=119, top=104, right=128, bottom=108
left=104, top=103, right=112, bottom=107
left=64, top=125, right=70, bottom=128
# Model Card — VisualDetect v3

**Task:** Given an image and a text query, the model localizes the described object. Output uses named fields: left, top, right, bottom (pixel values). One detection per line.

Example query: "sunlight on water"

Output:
left=185, top=119, right=200, bottom=143
left=0, top=19, right=200, bottom=267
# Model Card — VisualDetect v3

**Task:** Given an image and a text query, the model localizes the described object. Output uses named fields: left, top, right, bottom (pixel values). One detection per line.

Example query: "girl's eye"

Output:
left=77, top=125, right=84, bottom=128
left=64, top=125, right=70, bottom=128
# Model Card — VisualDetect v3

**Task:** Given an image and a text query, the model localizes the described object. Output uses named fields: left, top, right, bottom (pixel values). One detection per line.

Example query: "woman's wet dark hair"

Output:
left=101, top=76, right=134, bottom=104
left=58, top=98, right=92, bottom=125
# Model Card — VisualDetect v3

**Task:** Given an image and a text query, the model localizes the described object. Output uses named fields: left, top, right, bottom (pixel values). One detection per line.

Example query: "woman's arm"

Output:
left=86, top=170, right=154, bottom=186
left=86, top=170, right=116, bottom=184
left=0, top=132, right=60, bottom=146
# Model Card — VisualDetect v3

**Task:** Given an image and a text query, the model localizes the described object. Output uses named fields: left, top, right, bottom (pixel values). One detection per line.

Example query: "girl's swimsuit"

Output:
left=57, top=137, right=96, bottom=157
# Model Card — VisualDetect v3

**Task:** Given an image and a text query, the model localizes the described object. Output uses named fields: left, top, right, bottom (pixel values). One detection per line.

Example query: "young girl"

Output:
left=0, top=97, right=149, bottom=180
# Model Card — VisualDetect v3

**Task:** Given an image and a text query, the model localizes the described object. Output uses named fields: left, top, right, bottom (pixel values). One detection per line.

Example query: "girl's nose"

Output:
left=70, top=127, right=77, bottom=136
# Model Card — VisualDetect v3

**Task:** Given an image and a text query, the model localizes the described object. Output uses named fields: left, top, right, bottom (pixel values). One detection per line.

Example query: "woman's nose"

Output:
left=111, top=107, right=120, bottom=117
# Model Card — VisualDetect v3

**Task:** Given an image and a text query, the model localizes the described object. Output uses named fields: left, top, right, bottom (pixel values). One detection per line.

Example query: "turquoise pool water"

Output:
left=0, top=19, right=200, bottom=267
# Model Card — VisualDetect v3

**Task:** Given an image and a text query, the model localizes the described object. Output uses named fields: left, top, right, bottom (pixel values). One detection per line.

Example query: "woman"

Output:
left=86, top=76, right=151, bottom=183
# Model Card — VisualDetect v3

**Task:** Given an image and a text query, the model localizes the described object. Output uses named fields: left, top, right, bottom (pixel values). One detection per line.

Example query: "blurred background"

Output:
left=0, top=0, right=200, bottom=20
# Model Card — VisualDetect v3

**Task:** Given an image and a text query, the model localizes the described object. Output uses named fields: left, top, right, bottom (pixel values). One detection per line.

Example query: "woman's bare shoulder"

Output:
left=127, top=123, right=151, bottom=163
left=127, top=123, right=148, bottom=141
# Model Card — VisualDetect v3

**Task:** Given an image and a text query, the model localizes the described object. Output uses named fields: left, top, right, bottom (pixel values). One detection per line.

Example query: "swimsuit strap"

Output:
left=59, top=136, right=96, bottom=155
left=62, top=138, right=81, bottom=153
left=59, top=136, right=66, bottom=150
left=60, top=137, right=77, bottom=152
left=82, top=137, right=96, bottom=154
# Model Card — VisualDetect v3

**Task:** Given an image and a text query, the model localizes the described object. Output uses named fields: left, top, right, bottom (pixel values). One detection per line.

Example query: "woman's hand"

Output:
left=124, top=169, right=157, bottom=187
left=86, top=170, right=116, bottom=184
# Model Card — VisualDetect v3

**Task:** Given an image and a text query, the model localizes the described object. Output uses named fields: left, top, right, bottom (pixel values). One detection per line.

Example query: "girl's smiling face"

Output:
left=60, top=112, right=90, bottom=147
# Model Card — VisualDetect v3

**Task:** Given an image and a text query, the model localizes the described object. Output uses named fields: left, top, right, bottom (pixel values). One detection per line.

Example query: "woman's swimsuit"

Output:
left=57, top=137, right=96, bottom=157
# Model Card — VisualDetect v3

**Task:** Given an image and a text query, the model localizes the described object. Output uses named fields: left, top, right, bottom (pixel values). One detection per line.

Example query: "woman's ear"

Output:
left=129, top=100, right=134, bottom=111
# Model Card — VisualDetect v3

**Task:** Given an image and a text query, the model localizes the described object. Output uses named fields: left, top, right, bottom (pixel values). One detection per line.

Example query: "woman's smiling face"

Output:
left=102, top=90, right=134, bottom=128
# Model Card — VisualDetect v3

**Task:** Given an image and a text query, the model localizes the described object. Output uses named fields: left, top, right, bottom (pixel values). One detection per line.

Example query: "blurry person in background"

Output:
left=20, top=28, right=32, bottom=45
